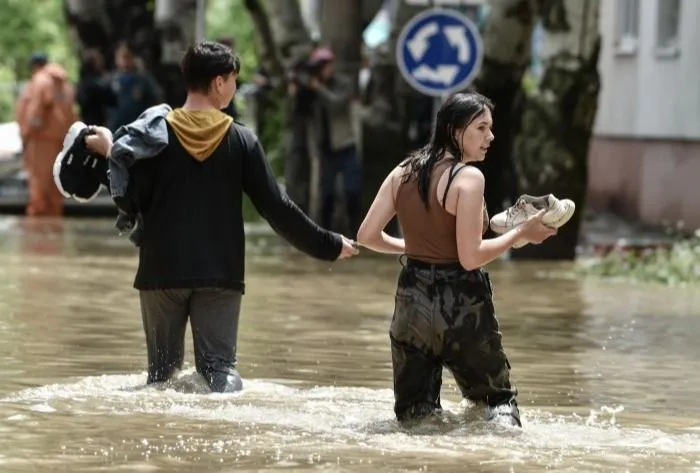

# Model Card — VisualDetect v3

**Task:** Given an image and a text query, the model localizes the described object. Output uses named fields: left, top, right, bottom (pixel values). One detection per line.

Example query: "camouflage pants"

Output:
left=390, top=257, right=519, bottom=424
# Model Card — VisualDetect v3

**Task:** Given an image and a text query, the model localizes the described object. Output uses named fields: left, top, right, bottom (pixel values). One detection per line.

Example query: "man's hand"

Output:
left=337, top=236, right=359, bottom=260
left=308, top=77, right=322, bottom=90
left=85, top=126, right=113, bottom=158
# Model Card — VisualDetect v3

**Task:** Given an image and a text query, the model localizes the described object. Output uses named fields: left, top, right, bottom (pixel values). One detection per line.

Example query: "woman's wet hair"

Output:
left=400, top=92, right=494, bottom=207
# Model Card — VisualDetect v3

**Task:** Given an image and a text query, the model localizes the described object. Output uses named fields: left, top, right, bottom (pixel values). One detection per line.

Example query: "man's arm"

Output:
left=241, top=129, right=342, bottom=261
left=23, top=76, right=52, bottom=139
left=15, top=86, right=31, bottom=142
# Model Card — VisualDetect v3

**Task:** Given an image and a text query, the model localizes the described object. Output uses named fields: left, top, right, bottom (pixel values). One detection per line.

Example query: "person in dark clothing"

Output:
left=283, top=56, right=317, bottom=214
left=106, top=43, right=160, bottom=132
left=307, top=47, right=362, bottom=235
left=82, top=41, right=358, bottom=393
left=356, top=92, right=556, bottom=426
left=215, top=36, right=240, bottom=120
left=76, top=49, right=112, bottom=127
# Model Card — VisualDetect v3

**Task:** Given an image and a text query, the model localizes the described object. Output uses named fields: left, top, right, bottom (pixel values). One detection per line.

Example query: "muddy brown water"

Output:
left=0, top=217, right=699, bottom=472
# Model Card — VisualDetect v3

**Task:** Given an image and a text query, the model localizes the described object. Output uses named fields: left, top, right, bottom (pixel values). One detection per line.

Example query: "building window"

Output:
left=656, top=0, right=681, bottom=56
left=615, top=0, right=639, bottom=55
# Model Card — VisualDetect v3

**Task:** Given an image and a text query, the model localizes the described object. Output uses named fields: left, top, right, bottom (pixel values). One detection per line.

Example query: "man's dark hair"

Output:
left=181, top=40, right=241, bottom=93
left=29, top=52, right=48, bottom=67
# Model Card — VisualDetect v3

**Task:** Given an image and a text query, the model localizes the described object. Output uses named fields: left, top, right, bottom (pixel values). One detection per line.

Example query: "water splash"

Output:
left=3, top=370, right=700, bottom=471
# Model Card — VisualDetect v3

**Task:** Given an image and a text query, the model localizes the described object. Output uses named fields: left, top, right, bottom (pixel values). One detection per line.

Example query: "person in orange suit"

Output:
left=16, top=53, right=77, bottom=217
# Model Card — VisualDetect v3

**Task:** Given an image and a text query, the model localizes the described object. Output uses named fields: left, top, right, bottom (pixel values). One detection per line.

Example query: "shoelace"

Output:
left=505, top=199, right=527, bottom=219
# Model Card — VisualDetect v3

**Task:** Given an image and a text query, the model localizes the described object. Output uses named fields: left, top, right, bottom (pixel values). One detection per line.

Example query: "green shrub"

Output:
left=580, top=234, right=700, bottom=286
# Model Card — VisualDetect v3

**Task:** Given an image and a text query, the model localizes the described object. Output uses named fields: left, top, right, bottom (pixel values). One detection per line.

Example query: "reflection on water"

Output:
left=1, top=216, right=700, bottom=472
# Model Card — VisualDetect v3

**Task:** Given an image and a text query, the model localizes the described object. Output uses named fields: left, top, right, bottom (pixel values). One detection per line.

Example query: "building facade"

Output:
left=588, top=0, right=700, bottom=230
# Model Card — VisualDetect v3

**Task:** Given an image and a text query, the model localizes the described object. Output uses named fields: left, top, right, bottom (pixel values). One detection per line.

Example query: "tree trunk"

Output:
left=471, top=0, right=538, bottom=220
left=64, top=0, right=151, bottom=72
left=242, top=0, right=283, bottom=78
left=320, top=0, right=363, bottom=87
left=254, top=0, right=316, bottom=215
left=152, top=0, right=197, bottom=106
left=361, top=0, right=385, bottom=27
left=510, top=0, right=601, bottom=260
left=63, top=0, right=114, bottom=65
left=317, top=0, right=364, bottom=231
left=64, top=0, right=191, bottom=107
left=360, top=1, right=430, bottom=236
left=260, top=0, right=314, bottom=64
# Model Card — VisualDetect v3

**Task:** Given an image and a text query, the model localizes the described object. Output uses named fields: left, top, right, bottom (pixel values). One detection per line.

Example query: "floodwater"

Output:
left=1, top=217, right=699, bottom=472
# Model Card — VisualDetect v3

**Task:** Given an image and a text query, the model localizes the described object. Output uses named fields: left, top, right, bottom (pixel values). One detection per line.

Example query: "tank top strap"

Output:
left=440, top=161, right=469, bottom=208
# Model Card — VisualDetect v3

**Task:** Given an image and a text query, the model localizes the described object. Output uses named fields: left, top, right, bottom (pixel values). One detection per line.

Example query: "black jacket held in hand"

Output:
left=120, top=107, right=341, bottom=292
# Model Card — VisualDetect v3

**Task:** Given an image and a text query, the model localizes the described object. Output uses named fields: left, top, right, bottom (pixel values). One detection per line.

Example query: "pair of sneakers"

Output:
left=52, top=121, right=107, bottom=203
left=489, top=194, right=576, bottom=248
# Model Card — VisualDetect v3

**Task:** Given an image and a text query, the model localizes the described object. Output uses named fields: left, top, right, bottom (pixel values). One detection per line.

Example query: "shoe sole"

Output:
left=53, top=121, right=86, bottom=198
left=512, top=199, right=576, bottom=248
left=52, top=122, right=104, bottom=203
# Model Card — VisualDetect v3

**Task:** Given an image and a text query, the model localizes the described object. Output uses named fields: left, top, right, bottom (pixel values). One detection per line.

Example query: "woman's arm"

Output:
left=453, top=166, right=528, bottom=269
left=357, top=167, right=406, bottom=254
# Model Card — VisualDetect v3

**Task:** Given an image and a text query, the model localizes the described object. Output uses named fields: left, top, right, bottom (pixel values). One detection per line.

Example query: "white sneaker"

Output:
left=489, top=194, right=575, bottom=248
left=52, top=121, right=106, bottom=203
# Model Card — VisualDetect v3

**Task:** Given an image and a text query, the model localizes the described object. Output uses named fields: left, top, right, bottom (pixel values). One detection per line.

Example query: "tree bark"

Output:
left=359, top=1, right=430, bottom=236
left=317, top=0, right=364, bottom=230
left=361, top=0, right=385, bottom=27
left=63, top=0, right=151, bottom=72
left=63, top=0, right=113, bottom=65
left=320, top=0, right=363, bottom=88
left=242, top=0, right=283, bottom=78
left=260, top=0, right=314, bottom=65
left=64, top=0, right=192, bottom=107
left=471, top=0, right=538, bottom=219
left=253, top=0, right=316, bottom=215
left=510, top=0, right=601, bottom=260
left=152, top=0, right=197, bottom=106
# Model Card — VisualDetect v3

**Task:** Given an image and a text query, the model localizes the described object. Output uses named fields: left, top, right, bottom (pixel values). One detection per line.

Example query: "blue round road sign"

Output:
left=396, top=8, right=484, bottom=97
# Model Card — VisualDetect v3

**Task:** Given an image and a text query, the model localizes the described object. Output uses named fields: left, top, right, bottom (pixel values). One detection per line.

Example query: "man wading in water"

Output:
left=61, top=41, right=358, bottom=392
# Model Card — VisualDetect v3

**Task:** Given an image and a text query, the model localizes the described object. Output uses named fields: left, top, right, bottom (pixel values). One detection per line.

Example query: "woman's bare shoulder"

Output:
left=453, top=164, right=484, bottom=191
left=456, top=164, right=484, bottom=183
left=389, top=163, right=409, bottom=182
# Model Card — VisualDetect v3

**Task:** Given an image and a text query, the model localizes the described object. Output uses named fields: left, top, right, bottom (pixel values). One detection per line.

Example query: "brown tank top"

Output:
left=395, top=159, right=489, bottom=263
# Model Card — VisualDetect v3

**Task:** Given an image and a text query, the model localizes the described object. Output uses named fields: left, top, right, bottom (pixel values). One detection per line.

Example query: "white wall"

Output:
left=594, top=0, right=700, bottom=140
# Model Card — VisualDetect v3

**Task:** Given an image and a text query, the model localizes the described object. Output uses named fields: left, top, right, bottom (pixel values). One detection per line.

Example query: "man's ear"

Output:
left=211, top=76, right=222, bottom=92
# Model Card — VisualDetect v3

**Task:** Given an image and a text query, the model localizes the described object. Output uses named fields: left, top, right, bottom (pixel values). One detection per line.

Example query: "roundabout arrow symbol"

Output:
left=407, top=22, right=439, bottom=61
left=444, top=25, right=469, bottom=64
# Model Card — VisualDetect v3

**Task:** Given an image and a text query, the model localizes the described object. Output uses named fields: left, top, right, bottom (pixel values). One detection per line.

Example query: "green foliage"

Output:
left=0, top=0, right=77, bottom=79
left=0, top=0, right=77, bottom=122
left=258, top=91, right=286, bottom=173
left=580, top=235, right=700, bottom=286
left=207, top=0, right=287, bottom=221
left=240, top=94, right=286, bottom=222
left=0, top=0, right=284, bottom=223
left=206, top=0, right=258, bottom=83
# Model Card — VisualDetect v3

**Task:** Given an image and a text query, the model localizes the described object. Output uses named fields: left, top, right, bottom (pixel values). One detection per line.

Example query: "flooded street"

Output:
left=1, top=217, right=700, bottom=472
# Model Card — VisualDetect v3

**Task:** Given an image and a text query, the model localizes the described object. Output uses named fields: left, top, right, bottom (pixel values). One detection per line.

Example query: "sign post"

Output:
left=396, top=7, right=484, bottom=124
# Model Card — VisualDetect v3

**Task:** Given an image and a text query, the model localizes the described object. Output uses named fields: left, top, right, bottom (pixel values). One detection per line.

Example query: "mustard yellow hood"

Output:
left=166, top=108, right=233, bottom=161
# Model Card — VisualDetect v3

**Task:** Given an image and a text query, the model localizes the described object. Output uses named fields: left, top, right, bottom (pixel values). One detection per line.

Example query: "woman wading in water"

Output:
left=357, top=92, right=556, bottom=426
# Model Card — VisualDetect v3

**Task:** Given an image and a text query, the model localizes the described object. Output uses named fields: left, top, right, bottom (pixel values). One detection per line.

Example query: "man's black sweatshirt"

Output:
left=129, top=110, right=342, bottom=292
